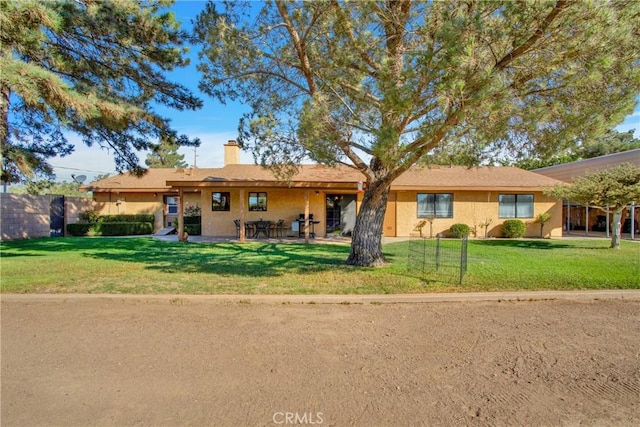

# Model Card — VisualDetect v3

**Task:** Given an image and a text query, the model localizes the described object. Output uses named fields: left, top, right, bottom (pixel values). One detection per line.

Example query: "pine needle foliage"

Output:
left=0, top=0, right=202, bottom=183
left=195, top=0, right=640, bottom=265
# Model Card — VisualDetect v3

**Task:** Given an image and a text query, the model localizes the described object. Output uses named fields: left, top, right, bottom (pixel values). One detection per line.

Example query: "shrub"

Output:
left=450, top=223, right=470, bottom=238
left=502, top=219, right=526, bottom=238
left=79, top=210, right=100, bottom=223
left=184, top=224, right=201, bottom=235
left=67, top=223, right=93, bottom=236
left=98, top=214, right=155, bottom=223
left=184, top=205, right=201, bottom=217
left=183, top=215, right=201, bottom=225
left=66, top=222, right=153, bottom=236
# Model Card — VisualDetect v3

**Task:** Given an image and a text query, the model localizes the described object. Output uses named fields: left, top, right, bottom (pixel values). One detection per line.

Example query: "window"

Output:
left=499, top=194, right=534, bottom=218
left=248, top=192, right=267, bottom=211
left=166, top=196, right=178, bottom=215
left=211, top=192, right=230, bottom=211
left=417, top=193, right=453, bottom=218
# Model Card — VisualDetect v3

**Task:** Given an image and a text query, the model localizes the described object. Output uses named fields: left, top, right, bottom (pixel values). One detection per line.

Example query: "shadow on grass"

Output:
left=1, top=237, right=353, bottom=277
left=469, top=239, right=606, bottom=250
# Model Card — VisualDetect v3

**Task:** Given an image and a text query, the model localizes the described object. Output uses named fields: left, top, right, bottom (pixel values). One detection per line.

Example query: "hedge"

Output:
left=98, top=214, right=155, bottom=223
left=183, top=216, right=201, bottom=225
left=67, top=222, right=153, bottom=236
left=184, top=224, right=201, bottom=235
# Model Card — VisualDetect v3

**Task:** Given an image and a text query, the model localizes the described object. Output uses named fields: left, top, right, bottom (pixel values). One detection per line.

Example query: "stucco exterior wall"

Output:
left=1, top=194, right=51, bottom=240
left=200, top=188, right=328, bottom=237
left=0, top=194, right=94, bottom=240
left=93, top=192, right=201, bottom=232
left=394, top=190, right=562, bottom=238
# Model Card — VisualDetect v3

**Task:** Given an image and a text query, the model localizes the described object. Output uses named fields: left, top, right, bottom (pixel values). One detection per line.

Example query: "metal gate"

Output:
left=407, top=235, right=468, bottom=285
left=50, top=195, right=64, bottom=237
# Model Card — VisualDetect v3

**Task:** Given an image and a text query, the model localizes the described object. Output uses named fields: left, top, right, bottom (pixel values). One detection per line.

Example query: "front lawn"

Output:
left=0, top=237, right=637, bottom=294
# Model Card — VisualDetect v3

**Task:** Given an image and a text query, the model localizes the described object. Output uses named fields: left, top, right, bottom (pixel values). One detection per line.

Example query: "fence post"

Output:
left=459, top=236, right=468, bottom=285
left=435, top=234, right=441, bottom=272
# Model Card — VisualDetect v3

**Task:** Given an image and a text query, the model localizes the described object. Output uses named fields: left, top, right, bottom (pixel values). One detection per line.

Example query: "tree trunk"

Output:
left=346, top=182, right=390, bottom=266
left=610, top=209, right=622, bottom=249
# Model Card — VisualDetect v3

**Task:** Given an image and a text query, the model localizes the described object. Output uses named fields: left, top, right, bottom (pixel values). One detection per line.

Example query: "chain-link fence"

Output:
left=407, top=236, right=468, bottom=284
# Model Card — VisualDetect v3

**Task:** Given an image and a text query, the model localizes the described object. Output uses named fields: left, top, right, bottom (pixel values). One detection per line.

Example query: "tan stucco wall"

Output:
left=200, top=188, right=328, bottom=237
left=93, top=192, right=200, bottom=232
left=91, top=189, right=563, bottom=238
left=394, top=190, right=562, bottom=238
left=1, top=194, right=95, bottom=240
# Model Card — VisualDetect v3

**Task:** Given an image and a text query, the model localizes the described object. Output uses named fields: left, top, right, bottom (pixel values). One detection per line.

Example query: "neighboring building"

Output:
left=534, top=148, right=640, bottom=234
left=84, top=141, right=564, bottom=238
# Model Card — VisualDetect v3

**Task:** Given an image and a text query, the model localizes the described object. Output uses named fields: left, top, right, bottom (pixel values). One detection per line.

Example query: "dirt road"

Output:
left=2, top=297, right=639, bottom=426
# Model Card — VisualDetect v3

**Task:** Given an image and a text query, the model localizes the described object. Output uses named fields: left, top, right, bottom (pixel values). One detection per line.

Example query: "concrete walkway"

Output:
left=3, top=289, right=639, bottom=305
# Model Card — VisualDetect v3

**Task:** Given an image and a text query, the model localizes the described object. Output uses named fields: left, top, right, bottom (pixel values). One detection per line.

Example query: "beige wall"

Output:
left=200, top=188, right=328, bottom=237
left=1, top=194, right=94, bottom=240
left=394, top=190, right=562, bottom=238
left=91, top=188, right=563, bottom=238
left=93, top=192, right=200, bottom=232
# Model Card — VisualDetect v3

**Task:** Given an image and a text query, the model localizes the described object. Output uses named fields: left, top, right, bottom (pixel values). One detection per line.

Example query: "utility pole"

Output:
left=193, top=147, right=198, bottom=168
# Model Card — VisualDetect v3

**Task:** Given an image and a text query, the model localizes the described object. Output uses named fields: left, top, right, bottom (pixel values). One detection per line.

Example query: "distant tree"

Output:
left=9, top=179, right=87, bottom=197
left=511, top=129, right=639, bottom=170
left=545, top=163, right=640, bottom=249
left=0, top=0, right=202, bottom=184
left=145, top=138, right=188, bottom=168
left=580, top=129, right=640, bottom=159
left=196, top=1, right=640, bottom=266
left=92, top=173, right=112, bottom=183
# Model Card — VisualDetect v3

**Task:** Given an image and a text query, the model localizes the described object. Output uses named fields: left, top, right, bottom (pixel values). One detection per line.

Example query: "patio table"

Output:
left=248, top=220, right=271, bottom=238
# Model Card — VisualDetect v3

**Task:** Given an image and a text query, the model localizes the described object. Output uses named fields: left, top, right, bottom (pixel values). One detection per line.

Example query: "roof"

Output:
left=534, top=148, right=640, bottom=182
left=85, top=164, right=562, bottom=193
left=391, top=165, right=561, bottom=191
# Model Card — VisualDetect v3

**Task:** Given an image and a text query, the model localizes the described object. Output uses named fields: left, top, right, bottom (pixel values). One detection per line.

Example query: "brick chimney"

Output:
left=224, top=140, right=240, bottom=166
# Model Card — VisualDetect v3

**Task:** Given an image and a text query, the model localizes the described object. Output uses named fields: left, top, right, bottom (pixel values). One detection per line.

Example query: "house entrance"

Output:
left=164, top=196, right=179, bottom=227
left=326, top=194, right=356, bottom=236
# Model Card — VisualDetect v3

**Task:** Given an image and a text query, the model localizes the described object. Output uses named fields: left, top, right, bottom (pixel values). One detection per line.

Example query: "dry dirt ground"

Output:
left=1, top=297, right=639, bottom=426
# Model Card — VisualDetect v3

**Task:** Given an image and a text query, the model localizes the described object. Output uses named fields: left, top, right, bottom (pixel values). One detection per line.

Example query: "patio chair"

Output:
left=270, top=219, right=285, bottom=238
left=233, top=219, right=241, bottom=238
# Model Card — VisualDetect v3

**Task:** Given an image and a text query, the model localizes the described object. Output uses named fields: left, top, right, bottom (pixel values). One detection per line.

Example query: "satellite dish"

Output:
left=72, top=174, right=87, bottom=184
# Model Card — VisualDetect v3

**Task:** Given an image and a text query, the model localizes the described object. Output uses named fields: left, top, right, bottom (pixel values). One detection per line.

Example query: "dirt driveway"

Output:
left=2, top=296, right=639, bottom=426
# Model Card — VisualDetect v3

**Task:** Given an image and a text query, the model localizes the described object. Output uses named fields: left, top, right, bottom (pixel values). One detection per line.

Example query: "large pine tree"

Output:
left=0, top=0, right=202, bottom=183
left=196, top=1, right=640, bottom=266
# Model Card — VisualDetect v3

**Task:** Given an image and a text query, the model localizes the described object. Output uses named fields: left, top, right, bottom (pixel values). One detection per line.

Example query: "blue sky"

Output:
left=50, top=1, right=640, bottom=183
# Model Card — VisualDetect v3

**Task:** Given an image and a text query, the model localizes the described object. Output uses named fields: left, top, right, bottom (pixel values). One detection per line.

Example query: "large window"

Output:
left=248, top=192, right=267, bottom=211
left=499, top=194, right=534, bottom=218
left=417, top=193, right=453, bottom=218
left=211, top=192, right=230, bottom=211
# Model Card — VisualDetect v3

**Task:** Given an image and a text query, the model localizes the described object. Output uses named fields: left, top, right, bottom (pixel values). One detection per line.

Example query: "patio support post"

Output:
left=631, top=202, right=636, bottom=240
left=304, top=189, right=310, bottom=243
left=566, top=200, right=570, bottom=234
left=585, top=205, right=589, bottom=236
left=606, top=206, right=610, bottom=238
left=178, top=188, right=185, bottom=242
left=240, top=188, right=246, bottom=243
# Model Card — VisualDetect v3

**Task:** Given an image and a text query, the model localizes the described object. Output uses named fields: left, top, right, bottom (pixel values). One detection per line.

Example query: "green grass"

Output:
left=0, top=237, right=638, bottom=294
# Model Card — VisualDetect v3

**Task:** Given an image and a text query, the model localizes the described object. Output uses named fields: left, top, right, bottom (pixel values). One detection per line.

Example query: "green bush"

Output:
left=79, top=210, right=100, bottom=223
left=502, top=219, right=526, bottom=238
left=183, top=215, right=201, bottom=225
left=449, top=223, right=470, bottom=238
left=98, top=214, right=155, bottom=223
left=184, top=224, right=201, bottom=235
left=67, top=222, right=153, bottom=236
left=67, top=223, right=93, bottom=236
